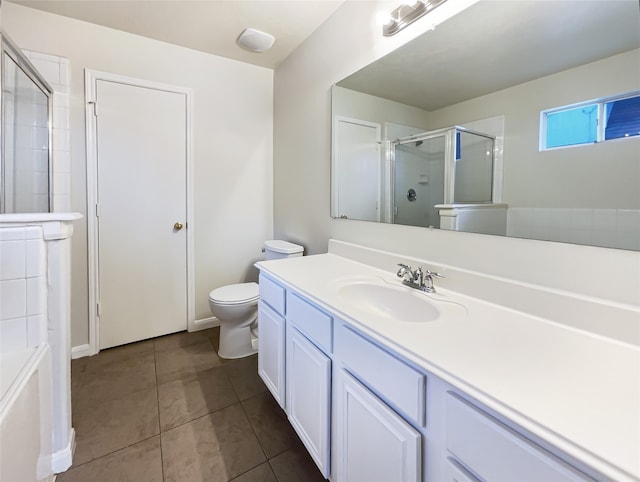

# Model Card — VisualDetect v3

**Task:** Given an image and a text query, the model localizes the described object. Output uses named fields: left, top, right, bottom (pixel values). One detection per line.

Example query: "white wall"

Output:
left=2, top=2, right=274, bottom=347
left=428, top=49, right=640, bottom=210
left=274, top=0, right=478, bottom=254
left=332, top=86, right=430, bottom=132
left=273, top=1, right=640, bottom=308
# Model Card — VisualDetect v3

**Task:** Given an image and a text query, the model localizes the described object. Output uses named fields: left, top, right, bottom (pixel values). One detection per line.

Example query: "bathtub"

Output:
left=0, top=344, right=54, bottom=482
left=0, top=213, right=81, bottom=477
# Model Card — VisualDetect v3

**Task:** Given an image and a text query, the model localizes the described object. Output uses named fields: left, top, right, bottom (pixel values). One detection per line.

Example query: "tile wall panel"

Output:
left=23, top=50, right=71, bottom=212
left=0, top=226, right=47, bottom=351
left=507, top=207, right=640, bottom=251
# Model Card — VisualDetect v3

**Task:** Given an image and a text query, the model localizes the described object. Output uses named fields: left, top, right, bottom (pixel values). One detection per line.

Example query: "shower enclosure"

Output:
left=390, top=126, right=496, bottom=227
left=1, top=32, right=53, bottom=213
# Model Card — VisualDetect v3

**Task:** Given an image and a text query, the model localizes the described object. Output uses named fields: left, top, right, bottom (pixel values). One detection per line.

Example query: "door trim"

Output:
left=84, top=69, right=194, bottom=355
left=331, top=115, right=382, bottom=221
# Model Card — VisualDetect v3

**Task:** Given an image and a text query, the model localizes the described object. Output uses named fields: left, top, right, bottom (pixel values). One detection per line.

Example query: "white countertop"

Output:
left=256, top=252, right=640, bottom=482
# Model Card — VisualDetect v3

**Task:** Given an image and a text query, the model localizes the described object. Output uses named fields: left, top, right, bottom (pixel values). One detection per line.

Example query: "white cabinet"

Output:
left=335, top=324, right=426, bottom=426
left=336, top=370, right=421, bottom=482
left=445, top=393, right=592, bottom=482
left=444, top=458, right=480, bottom=482
left=257, top=301, right=286, bottom=408
left=334, top=322, right=423, bottom=482
left=256, top=272, right=595, bottom=482
left=258, top=275, right=332, bottom=477
left=286, top=291, right=333, bottom=477
left=286, top=327, right=331, bottom=478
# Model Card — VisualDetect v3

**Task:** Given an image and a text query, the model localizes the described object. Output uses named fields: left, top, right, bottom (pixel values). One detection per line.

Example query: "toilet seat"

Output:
left=208, top=282, right=259, bottom=305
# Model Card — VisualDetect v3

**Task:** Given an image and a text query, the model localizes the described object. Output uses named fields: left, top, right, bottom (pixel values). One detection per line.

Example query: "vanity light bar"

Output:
left=382, top=0, right=448, bottom=36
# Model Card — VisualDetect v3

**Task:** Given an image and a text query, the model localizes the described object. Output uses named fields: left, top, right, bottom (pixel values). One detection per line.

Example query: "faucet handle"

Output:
left=425, top=270, right=444, bottom=279
left=396, top=263, right=412, bottom=277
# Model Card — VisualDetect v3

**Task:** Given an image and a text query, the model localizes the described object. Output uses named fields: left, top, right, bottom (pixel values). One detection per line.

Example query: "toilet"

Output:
left=208, top=240, right=304, bottom=359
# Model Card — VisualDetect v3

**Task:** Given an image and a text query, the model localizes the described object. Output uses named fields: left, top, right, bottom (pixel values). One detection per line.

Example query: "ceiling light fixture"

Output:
left=236, top=28, right=275, bottom=53
left=382, top=0, right=448, bottom=36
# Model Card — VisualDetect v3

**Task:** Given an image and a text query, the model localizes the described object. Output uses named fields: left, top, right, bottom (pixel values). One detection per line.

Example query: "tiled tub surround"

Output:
left=0, top=213, right=82, bottom=476
left=0, top=225, right=47, bottom=351
left=256, top=239, right=640, bottom=482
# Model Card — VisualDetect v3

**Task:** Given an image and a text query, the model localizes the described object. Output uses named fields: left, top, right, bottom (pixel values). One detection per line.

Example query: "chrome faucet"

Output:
left=396, top=263, right=444, bottom=293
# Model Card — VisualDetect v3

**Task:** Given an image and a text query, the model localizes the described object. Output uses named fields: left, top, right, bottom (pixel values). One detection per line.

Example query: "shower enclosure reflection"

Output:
left=391, top=126, right=496, bottom=228
left=332, top=117, right=500, bottom=232
left=1, top=33, right=53, bottom=213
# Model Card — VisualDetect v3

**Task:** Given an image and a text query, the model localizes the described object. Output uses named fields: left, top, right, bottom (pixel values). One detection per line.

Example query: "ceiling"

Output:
left=8, top=0, right=345, bottom=69
left=338, top=0, right=640, bottom=111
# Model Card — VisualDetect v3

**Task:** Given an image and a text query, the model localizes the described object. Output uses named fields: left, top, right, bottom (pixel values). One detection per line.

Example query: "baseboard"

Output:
left=190, top=316, right=220, bottom=332
left=51, top=428, right=75, bottom=474
left=71, top=344, right=92, bottom=359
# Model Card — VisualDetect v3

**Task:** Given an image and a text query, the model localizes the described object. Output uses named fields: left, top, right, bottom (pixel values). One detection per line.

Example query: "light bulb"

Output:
left=376, top=11, right=395, bottom=26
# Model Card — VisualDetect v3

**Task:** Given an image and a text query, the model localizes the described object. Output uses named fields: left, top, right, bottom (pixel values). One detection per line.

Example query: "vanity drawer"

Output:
left=336, top=324, right=426, bottom=426
left=444, top=458, right=480, bottom=482
left=446, top=393, right=592, bottom=482
left=260, top=274, right=286, bottom=315
left=286, top=292, right=333, bottom=354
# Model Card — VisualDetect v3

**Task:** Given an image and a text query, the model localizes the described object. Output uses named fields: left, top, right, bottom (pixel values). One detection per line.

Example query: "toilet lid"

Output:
left=208, top=282, right=259, bottom=305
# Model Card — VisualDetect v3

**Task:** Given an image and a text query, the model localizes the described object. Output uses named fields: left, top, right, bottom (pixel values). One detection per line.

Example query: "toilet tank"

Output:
left=264, top=240, right=304, bottom=260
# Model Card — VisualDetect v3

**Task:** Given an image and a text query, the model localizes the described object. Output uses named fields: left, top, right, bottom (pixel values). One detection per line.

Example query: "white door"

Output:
left=95, top=79, right=188, bottom=349
left=334, top=117, right=381, bottom=221
left=286, top=327, right=331, bottom=478
left=337, top=370, right=421, bottom=482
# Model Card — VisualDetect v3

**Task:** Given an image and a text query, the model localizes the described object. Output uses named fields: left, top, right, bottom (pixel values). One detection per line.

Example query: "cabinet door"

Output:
left=337, top=370, right=421, bottom=482
left=258, top=302, right=286, bottom=408
left=286, top=327, right=331, bottom=478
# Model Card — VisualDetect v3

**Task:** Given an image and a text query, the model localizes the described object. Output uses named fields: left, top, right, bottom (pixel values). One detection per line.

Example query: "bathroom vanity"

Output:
left=256, top=240, right=640, bottom=482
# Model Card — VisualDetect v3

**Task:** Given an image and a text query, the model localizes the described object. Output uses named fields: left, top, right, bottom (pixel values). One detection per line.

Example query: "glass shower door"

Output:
left=1, top=35, right=52, bottom=213
left=393, top=134, right=446, bottom=227
left=453, top=129, right=494, bottom=203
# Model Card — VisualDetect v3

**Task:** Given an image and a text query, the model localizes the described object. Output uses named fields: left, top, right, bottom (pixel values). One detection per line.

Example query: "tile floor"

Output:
left=58, top=328, right=326, bottom=482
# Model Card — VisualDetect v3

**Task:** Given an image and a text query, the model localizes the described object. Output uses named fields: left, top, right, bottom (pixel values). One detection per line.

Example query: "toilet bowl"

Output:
left=208, top=240, right=304, bottom=359
left=208, top=282, right=259, bottom=359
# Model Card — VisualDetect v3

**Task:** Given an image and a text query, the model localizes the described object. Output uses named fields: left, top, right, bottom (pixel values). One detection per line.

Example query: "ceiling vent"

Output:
left=236, top=28, right=275, bottom=53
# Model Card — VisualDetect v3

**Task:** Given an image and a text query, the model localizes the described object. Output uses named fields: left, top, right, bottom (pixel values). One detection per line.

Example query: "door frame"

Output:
left=84, top=69, right=194, bottom=355
left=331, top=115, right=382, bottom=221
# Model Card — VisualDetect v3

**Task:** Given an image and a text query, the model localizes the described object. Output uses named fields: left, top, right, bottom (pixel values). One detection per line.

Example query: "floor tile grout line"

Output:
left=152, top=341, right=166, bottom=481
left=63, top=434, right=162, bottom=472
left=70, top=331, right=310, bottom=481
left=267, top=457, right=284, bottom=482
left=160, top=398, right=240, bottom=433
left=238, top=393, right=271, bottom=462
left=228, top=459, right=274, bottom=482
left=158, top=374, right=269, bottom=434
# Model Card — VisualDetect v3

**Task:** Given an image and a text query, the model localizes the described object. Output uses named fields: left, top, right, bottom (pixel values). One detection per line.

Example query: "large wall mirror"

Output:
left=331, top=0, right=640, bottom=251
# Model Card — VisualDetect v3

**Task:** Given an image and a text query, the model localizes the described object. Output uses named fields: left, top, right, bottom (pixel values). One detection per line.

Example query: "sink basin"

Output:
left=337, top=279, right=441, bottom=323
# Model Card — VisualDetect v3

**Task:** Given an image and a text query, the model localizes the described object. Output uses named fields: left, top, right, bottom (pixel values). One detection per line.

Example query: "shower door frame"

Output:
left=0, top=32, right=54, bottom=213
left=391, top=125, right=496, bottom=209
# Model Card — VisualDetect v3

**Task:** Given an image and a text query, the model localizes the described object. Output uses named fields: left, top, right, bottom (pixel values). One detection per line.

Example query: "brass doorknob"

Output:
left=174, top=222, right=183, bottom=231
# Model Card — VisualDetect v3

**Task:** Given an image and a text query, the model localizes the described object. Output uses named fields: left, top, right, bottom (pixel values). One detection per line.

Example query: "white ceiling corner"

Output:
left=7, top=0, right=346, bottom=69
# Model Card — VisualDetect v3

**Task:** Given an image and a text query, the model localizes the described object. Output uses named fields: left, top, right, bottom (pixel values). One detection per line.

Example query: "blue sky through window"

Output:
left=545, top=104, right=597, bottom=148
left=542, top=92, right=639, bottom=150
